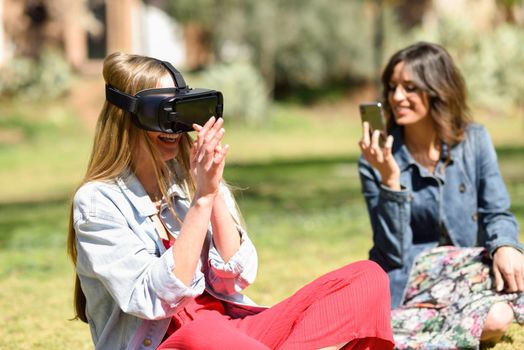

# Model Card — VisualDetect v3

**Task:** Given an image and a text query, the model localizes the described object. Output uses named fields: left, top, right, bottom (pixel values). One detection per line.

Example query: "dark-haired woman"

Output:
left=358, top=41, right=524, bottom=349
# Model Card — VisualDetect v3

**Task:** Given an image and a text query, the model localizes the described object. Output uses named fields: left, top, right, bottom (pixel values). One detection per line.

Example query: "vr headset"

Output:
left=105, top=60, right=223, bottom=133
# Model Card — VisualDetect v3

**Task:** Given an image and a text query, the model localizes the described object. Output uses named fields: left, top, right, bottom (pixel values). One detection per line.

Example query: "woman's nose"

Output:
left=392, top=85, right=407, bottom=101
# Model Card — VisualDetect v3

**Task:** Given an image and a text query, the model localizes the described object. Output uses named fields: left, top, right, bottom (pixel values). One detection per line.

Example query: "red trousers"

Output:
left=158, top=261, right=393, bottom=350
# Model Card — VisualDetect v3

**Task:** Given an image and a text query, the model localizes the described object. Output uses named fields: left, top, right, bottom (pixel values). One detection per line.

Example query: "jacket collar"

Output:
left=391, top=127, right=456, bottom=180
left=116, top=168, right=188, bottom=218
left=391, top=127, right=414, bottom=172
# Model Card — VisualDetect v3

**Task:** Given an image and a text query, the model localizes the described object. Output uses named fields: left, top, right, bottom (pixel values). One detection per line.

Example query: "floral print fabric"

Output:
left=392, top=246, right=524, bottom=350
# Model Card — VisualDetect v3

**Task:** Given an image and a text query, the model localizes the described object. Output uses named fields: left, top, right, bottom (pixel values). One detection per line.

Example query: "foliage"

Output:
left=167, top=0, right=397, bottom=93
left=376, top=5, right=414, bottom=76
left=165, top=0, right=220, bottom=27
left=221, top=0, right=378, bottom=89
left=193, top=61, right=270, bottom=124
left=0, top=49, right=73, bottom=100
left=461, top=24, right=524, bottom=114
left=166, top=0, right=524, bottom=115
left=407, top=16, right=524, bottom=115
left=496, top=0, right=524, bottom=8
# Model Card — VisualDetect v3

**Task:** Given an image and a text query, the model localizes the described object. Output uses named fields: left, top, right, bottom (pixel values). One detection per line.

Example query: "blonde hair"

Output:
left=67, top=52, right=195, bottom=322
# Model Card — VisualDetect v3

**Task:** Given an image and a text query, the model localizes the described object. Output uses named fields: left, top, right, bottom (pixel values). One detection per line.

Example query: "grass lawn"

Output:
left=0, top=96, right=523, bottom=349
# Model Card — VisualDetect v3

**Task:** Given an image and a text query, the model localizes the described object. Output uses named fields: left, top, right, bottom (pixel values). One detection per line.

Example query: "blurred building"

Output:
left=0, top=0, right=185, bottom=72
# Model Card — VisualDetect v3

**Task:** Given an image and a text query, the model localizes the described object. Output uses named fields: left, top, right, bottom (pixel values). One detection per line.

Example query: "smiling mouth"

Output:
left=158, top=134, right=180, bottom=143
left=395, top=107, right=411, bottom=115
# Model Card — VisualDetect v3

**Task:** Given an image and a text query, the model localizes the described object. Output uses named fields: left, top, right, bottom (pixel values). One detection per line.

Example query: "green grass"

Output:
left=0, top=97, right=523, bottom=349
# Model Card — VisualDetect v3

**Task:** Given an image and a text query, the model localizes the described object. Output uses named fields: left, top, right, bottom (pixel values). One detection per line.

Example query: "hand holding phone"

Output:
left=359, top=102, right=387, bottom=147
left=358, top=102, right=400, bottom=189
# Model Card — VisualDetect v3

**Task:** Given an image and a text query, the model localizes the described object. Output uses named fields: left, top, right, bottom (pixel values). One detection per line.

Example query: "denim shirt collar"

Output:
left=116, top=168, right=188, bottom=218
left=391, top=127, right=455, bottom=182
left=391, top=127, right=413, bottom=172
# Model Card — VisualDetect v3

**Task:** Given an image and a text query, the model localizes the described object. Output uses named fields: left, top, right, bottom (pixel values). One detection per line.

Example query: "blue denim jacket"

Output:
left=73, top=170, right=265, bottom=350
left=358, top=123, right=522, bottom=308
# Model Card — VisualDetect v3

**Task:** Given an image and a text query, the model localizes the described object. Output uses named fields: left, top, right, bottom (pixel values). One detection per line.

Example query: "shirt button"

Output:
left=472, top=213, right=478, bottom=221
left=459, top=183, right=466, bottom=193
left=143, top=338, right=152, bottom=347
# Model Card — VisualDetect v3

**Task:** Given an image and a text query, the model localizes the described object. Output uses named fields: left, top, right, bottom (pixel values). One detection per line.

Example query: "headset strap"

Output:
left=105, top=59, right=186, bottom=112
left=105, top=85, right=138, bottom=113
left=160, top=61, right=187, bottom=90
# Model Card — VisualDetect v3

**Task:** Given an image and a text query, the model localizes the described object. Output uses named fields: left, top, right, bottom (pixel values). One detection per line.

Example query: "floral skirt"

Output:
left=392, top=246, right=524, bottom=350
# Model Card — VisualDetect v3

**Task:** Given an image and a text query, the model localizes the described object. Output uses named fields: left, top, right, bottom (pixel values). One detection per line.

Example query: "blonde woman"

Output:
left=68, top=52, right=394, bottom=350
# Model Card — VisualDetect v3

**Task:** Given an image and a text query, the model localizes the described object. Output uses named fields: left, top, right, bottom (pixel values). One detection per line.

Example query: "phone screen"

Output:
left=359, top=102, right=386, bottom=132
left=359, top=102, right=387, bottom=146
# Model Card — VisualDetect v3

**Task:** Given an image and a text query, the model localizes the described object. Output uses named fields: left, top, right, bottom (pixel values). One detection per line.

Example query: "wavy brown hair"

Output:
left=67, top=53, right=195, bottom=322
left=381, top=41, right=472, bottom=146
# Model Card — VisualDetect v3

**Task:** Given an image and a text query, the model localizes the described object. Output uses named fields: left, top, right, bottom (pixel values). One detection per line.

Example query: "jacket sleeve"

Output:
left=73, top=186, right=201, bottom=320
left=206, top=184, right=258, bottom=295
left=358, top=156, right=412, bottom=268
left=472, top=126, right=523, bottom=255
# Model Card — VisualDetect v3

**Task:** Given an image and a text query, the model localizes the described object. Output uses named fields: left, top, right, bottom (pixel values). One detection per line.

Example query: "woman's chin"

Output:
left=161, top=152, right=179, bottom=162
left=394, top=114, right=417, bottom=125
left=158, top=145, right=179, bottom=162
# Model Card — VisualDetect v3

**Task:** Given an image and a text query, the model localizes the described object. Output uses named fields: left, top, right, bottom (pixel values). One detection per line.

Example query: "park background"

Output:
left=0, top=0, right=523, bottom=349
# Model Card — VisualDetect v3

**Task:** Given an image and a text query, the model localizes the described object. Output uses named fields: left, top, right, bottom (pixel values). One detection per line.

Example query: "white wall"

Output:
left=139, top=4, right=185, bottom=68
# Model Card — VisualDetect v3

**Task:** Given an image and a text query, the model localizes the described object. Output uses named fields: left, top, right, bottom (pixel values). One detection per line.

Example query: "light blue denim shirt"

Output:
left=358, top=123, right=522, bottom=308
left=73, top=169, right=264, bottom=350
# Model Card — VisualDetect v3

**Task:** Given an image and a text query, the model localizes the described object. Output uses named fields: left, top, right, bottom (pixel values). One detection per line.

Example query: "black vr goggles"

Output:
left=105, top=60, right=223, bottom=133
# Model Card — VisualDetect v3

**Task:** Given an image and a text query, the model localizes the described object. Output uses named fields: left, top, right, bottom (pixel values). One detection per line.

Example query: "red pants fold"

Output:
left=158, top=260, right=393, bottom=350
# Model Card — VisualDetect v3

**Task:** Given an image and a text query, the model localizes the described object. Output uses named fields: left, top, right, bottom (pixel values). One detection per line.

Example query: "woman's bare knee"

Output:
left=480, top=302, right=514, bottom=342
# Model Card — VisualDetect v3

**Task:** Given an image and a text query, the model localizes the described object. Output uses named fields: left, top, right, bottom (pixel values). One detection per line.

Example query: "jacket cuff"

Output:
left=150, top=247, right=203, bottom=307
left=208, top=226, right=256, bottom=279
left=379, top=184, right=410, bottom=203
left=207, top=226, right=257, bottom=294
left=488, top=241, right=524, bottom=257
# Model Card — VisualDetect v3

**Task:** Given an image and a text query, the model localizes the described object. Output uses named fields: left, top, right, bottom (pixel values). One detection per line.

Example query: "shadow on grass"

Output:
left=496, top=145, right=524, bottom=158
left=226, top=154, right=364, bottom=214
left=0, top=155, right=363, bottom=249
left=1, top=146, right=522, bottom=249
left=0, top=196, right=71, bottom=249
left=228, top=154, right=361, bottom=169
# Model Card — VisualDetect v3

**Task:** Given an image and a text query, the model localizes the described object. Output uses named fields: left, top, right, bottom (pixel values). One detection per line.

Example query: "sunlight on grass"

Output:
left=0, top=97, right=523, bottom=349
left=0, top=256, right=92, bottom=350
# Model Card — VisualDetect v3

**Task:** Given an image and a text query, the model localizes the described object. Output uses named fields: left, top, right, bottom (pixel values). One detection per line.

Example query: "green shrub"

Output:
left=168, top=0, right=394, bottom=91
left=409, top=17, right=524, bottom=115
left=194, top=61, right=270, bottom=124
left=0, top=49, right=73, bottom=100
left=222, top=0, right=377, bottom=88
left=462, top=24, right=524, bottom=114
left=0, top=57, right=36, bottom=97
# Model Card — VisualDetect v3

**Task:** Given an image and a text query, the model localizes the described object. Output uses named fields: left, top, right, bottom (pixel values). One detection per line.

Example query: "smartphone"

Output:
left=359, top=102, right=387, bottom=147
